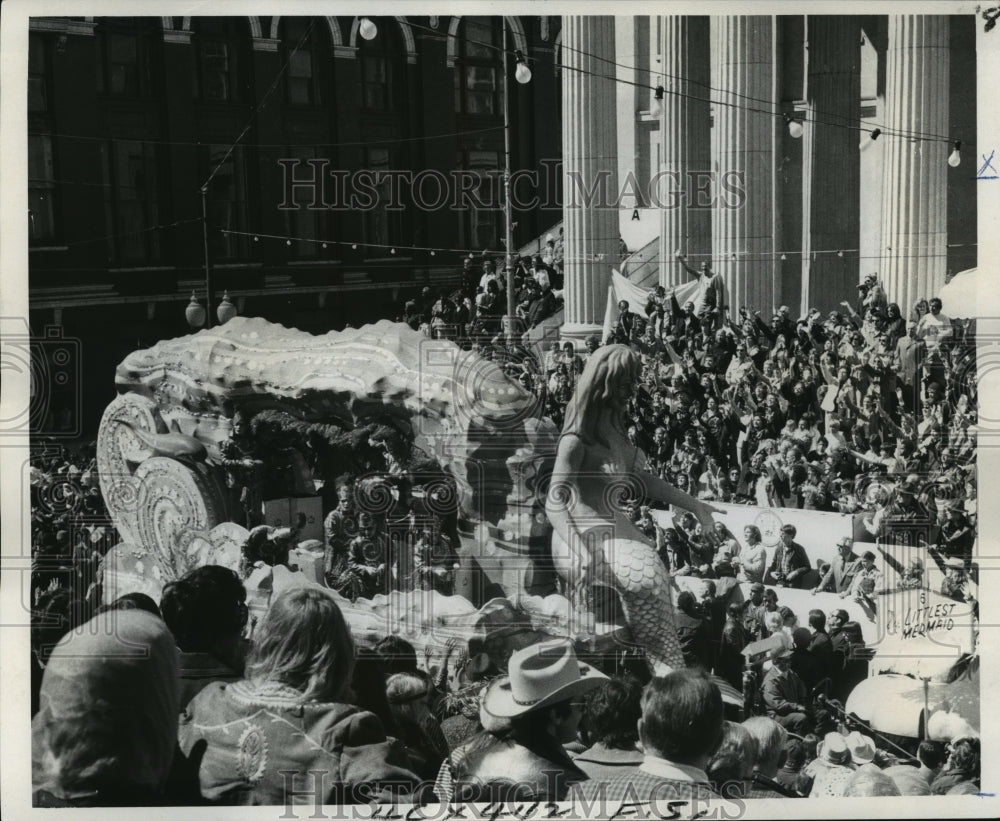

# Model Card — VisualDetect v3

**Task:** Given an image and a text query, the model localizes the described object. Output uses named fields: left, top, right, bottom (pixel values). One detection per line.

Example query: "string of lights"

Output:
left=219, top=227, right=975, bottom=263
left=30, top=19, right=965, bottom=158
left=403, top=17, right=965, bottom=153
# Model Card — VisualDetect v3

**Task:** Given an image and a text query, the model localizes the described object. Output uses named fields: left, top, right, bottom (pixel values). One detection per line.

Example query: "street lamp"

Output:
left=188, top=184, right=238, bottom=329
left=502, top=34, right=532, bottom=344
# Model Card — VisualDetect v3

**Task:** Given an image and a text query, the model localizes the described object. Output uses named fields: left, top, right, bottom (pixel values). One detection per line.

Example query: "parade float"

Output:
left=95, top=317, right=977, bottom=705
left=96, top=317, right=604, bottom=673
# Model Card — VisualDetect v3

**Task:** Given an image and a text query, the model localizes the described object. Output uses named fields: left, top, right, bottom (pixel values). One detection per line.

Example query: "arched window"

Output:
left=454, top=17, right=502, bottom=116
left=95, top=17, right=160, bottom=97
left=192, top=18, right=251, bottom=102
left=356, top=20, right=408, bottom=251
left=281, top=17, right=323, bottom=106
left=358, top=19, right=403, bottom=111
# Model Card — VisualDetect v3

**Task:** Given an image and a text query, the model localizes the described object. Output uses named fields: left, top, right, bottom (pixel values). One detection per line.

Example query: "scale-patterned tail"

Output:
left=608, top=537, right=685, bottom=674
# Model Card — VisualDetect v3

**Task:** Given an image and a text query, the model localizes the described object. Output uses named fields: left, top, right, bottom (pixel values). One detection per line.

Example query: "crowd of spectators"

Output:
left=580, top=269, right=977, bottom=597
left=28, top=441, right=119, bottom=714
left=27, top=253, right=981, bottom=807
left=31, top=597, right=980, bottom=806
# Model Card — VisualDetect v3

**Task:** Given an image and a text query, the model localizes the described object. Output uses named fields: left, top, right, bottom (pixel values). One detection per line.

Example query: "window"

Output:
left=202, top=41, right=231, bottom=100
left=107, top=33, right=139, bottom=95
left=359, top=26, right=398, bottom=111
left=282, top=18, right=320, bottom=106
left=283, top=147, right=325, bottom=258
left=204, top=145, right=249, bottom=260
left=460, top=149, right=501, bottom=251
left=362, top=147, right=403, bottom=251
left=99, top=140, right=161, bottom=263
left=28, top=135, right=56, bottom=243
left=194, top=20, right=248, bottom=102
left=96, top=19, right=156, bottom=97
left=361, top=53, right=390, bottom=110
left=455, top=18, right=501, bottom=115
left=28, top=34, right=48, bottom=112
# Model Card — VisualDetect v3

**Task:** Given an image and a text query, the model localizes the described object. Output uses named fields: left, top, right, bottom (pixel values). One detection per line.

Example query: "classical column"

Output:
left=711, top=16, right=779, bottom=319
left=658, top=16, right=712, bottom=290
left=561, top=16, right=619, bottom=341
left=801, top=16, right=861, bottom=315
left=879, top=15, right=949, bottom=313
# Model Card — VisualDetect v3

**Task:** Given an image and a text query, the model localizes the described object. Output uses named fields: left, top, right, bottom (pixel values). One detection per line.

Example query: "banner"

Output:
left=651, top=501, right=855, bottom=587
left=601, top=270, right=700, bottom=342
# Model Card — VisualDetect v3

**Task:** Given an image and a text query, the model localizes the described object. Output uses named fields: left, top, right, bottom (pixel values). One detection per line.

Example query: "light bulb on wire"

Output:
left=359, top=18, right=377, bottom=41
left=514, top=51, right=532, bottom=84
left=948, top=140, right=962, bottom=168
left=785, top=113, right=803, bottom=139
left=860, top=128, right=881, bottom=151
left=651, top=85, right=664, bottom=118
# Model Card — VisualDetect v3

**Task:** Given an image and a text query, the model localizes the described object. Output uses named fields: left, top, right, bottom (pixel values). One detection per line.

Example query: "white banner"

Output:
left=651, top=501, right=855, bottom=586
left=601, top=270, right=701, bottom=342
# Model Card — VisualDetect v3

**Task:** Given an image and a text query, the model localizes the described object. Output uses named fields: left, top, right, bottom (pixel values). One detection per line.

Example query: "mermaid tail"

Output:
left=548, top=520, right=685, bottom=674
left=606, top=537, right=685, bottom=674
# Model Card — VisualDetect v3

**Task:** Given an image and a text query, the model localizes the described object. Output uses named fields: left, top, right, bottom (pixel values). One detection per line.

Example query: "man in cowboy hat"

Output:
left=574, top=669, right=722, bottom=804
left=761, top=644, right=811, bottom=734
left=846, top=731, right=877, bottom=767
left=438, top=639, right=606, bottom=803
left=804, top=732, right=856, bottom=797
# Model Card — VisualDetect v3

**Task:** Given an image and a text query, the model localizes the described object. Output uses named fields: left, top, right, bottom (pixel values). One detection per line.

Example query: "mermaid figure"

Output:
left=545, top=344, right=723, bottom=673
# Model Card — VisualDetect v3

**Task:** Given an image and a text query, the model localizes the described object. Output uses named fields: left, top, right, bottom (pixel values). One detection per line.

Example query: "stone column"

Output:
left=801, top=16, right=861, bottom=315
left=879, top=15, right=949, bottom=313
left=711, top=16, right=779, bottom=319
left=561, top=16, right=619, bottom=341
left=658, top=17, right=712, bottom=290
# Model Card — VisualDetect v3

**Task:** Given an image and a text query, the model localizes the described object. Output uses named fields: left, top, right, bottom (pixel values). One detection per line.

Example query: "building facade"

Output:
left=602, top=14, right=977, bottom=323
left=27, top=15, right=563, bottom=430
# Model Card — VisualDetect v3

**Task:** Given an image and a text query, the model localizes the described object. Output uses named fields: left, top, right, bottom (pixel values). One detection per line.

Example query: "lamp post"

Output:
left=200, top=185, right=213, bottom=328
left=187, top=184, right=238, bottom=328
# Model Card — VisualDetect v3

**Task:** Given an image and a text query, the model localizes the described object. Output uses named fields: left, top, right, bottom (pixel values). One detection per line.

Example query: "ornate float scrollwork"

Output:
left=132, top=456, right=225, bottom=581
left=97, top=393, right=166, bottom=545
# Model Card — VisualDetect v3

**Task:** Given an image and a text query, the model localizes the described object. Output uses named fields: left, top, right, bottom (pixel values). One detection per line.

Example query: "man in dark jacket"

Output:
left=675, top=591, right=713, bottom=671
left=761, top=647, right=811, bottom=734
left=527, top=282, right=558, bottom=329
left=766, top=524, right=811, bottom=588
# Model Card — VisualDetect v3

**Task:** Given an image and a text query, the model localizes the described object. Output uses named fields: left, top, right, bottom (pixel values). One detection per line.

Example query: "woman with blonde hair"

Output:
left=734, top=525, right=767, bottom=583
left=179, top=586, right=417, bottom=805
left=546, top=344, right=724, bottom=673
left=385, top=671, right=450, bottom=780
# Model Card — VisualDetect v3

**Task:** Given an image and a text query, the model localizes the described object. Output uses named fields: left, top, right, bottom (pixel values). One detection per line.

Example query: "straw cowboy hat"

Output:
left=482, top=639, right=607, bottom=719
left=817, top=732, right=852, bottom=765
left=846, top=731, right=877, bottom=765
